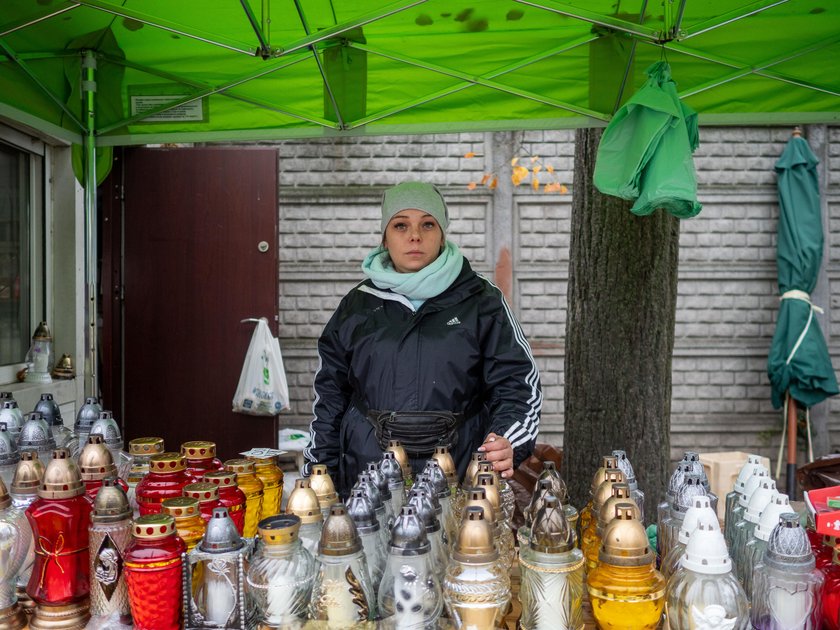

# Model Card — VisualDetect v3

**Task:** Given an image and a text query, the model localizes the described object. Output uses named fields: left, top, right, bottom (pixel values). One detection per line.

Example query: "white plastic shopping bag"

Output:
left=232, top=317, right=290, bottom=415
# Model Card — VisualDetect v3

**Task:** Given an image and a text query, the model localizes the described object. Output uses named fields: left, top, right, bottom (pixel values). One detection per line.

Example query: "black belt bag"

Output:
left=367, top=410, right=463, bottom=458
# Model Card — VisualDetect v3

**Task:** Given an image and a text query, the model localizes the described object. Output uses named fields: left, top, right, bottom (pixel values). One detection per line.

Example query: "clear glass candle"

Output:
left=309, top=504, right=376, bottom=623
left=665, top=517, right=749, bottom=630
left=443, top=506, right=510, bottom=630
left=346, top=487, right=386, bottom=594
left=0, top=476, right=30, bottom=626
left=742, top=493, right=793, bottom=598
left=247, top=514, right=315, bottom=628
left=186, top=507, right=250, bottom=629
left=378, top=505, right=442, bottom=629
left=732, top=478, right=776, bottom=580
left=660, top=494, right=715, bottom=581
left=380, top=451, right=406, bottom=516
left=724, top=455, right=765, bottom=546
left=727, top=466, right=769, bottom=550
left=519, top=494, right=584, bottom=630
left=752, top=513, right=824, bottom=630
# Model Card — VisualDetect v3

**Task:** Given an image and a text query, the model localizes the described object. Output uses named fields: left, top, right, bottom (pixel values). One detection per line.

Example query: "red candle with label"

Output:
left=203, top=471, right=246, bottom=534
left=25, top=448, right=95, bottom=604
left=180, top=441, right=223, bottom=485
left=182, top=482, right=223, bottom=523
left=135, top=452, right=190, bottom=515
left=124, top=514, right=186, bottom=630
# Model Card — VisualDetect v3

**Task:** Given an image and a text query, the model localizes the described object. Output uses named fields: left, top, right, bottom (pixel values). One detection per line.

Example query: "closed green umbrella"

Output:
left=767, top=131, right=838, bottom=493
left=593, top=61, right=702, bottom=219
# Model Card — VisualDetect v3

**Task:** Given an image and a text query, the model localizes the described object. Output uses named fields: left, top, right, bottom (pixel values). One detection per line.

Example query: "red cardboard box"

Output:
left=805, top=485, right=840, bottom=535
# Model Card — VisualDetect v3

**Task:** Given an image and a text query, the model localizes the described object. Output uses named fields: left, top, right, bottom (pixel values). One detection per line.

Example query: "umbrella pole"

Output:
left=786, top=390, right=798, bottom=499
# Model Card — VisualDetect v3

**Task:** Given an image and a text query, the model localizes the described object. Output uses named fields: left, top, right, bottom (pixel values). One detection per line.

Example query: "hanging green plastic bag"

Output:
left=594, top=61, right=702, bottom=219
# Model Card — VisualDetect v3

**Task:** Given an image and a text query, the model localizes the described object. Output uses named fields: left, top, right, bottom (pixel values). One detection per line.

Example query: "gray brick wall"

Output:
left=268, top=126, right=840, bottom=477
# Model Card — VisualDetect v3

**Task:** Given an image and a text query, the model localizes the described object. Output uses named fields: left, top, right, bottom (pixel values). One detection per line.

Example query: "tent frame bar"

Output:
left=82, top=50, right=98, bottom=397
left=680, top=0, right=792, bottom=41
left=0, top=4, right=81, bottom=38
left=239, top=0, right=272, bottom=58
left=513, top=0, right=661, bottom=41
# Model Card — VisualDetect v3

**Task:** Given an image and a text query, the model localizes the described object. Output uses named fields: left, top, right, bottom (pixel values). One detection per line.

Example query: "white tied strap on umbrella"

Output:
left=775, top=290, right=821, bottom=478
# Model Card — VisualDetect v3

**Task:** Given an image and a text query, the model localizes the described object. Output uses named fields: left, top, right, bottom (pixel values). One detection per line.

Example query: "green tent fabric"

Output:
left=593, top=61, right=702, bottom=218
left=767, top=135, right=839, bottom=409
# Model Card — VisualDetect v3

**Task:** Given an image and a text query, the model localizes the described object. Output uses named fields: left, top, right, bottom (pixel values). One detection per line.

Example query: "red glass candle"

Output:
left=821, top=552, right=840, bottom=630
left=124, top=514, right=186, bottom=630
left=135, top=452, right=189, bottom=516
left=180, top=441, right=223, bottom=485
left=817, top=536, right=836, bottom=571
left=182, top=482, right=223, bottom=523
left=25, top=448, right=95, bottom=605
left=203, top=471, right=246, bottom=535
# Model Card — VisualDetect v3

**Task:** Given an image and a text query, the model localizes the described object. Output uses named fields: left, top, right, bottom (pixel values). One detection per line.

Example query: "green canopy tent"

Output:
left=768, top=130, right=839, bottom=496
left=2, top=0, right=840, bottom=397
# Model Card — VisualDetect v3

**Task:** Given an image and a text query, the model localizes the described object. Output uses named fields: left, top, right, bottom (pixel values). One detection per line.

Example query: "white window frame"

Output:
left=0, top=124, right=46, bottom=385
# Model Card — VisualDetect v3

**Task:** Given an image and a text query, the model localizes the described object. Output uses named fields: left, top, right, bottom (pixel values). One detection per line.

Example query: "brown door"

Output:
left=103, top=147, right=279, bottom=460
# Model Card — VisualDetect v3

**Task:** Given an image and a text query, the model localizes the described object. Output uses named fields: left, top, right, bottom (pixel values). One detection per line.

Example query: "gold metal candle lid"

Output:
left=599, top=503, right=654, bottom=567
left=464, top=451, right=487, bottom=488
left=39, top=448, right=85, bottom=499
left=259, top=514, right=301, bottom=546
left=593, top=470, right=626, bottom=512
left=319, top=503, right=362, bottom=556
left=453, top=505, right=498, bottom=563
left=133, top=513, right=177, bottom=540
left=472, top=460, right=499, bottom=487
left=432, top=445, right=457, bottom=484
left=79, top=435, right=118, bottom=481
left=181, top=441, right=217, bottom=460
left=386, top=440, right=410, bottom=476
left=590, top=455, right=620, bottom=497
left=530, top=494, right=574, bottom=553
left=183, top=481, right=220, bottom=504
left=475, top=472, right=501, bottom=513
left=162, top=496, right=201, bottom=520
left=204, top=470, right=237, bottom=487
left=309, top=464, right=338, bottom=507
left=12, top=450, right=45, bottom=495
left=149, top=452, right=186, bottom=473
left=286, top=477, right=323, bottom=524
left=92, top=478, right=131, bottom=522
left=224, top=458, right=256, bottom=475
left=464, top=487, right=496, bottom=523
left=0, top=477, right=9, bottom=509
left=129, top=437, right=165, bottom=456
left=598, top=482, right=638, bottom=530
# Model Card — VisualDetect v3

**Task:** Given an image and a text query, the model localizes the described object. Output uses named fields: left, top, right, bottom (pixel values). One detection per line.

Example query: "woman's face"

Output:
left=383, top=209, right=444, bottom=273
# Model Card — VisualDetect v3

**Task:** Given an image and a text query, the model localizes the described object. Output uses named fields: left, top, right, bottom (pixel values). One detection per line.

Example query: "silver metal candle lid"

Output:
left=408, top=488, right=440, bottom=533
left=365, top=461, right=391, bottom=501
left=389, top=505, right=430, bottom=556
left=74, top=397, right=102, bottom=434
left=34, top=393, right=62, bottom=427
left=89, top=413, right=123, bottom=449
left=423, top=459, right=451, bottom=499
left=18, top=412, right=56, bottom=452
left=379, top=451, right=403, bottom=485
left=346, top=487, right=380, bottom=534
left=199, top=507, right=244, bottom=553
left=764, top=513, right=815, bottom=571
left=0, top=422, right=20, bottom=467
left=0, top=401, right=24, bottom=438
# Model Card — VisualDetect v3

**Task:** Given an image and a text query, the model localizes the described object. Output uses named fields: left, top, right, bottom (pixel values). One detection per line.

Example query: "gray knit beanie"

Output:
left=380, top=182, right=450, bottom=234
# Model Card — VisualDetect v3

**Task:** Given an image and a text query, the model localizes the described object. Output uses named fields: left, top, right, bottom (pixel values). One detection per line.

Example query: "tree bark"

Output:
left=563, top=127, right=680, bottom=510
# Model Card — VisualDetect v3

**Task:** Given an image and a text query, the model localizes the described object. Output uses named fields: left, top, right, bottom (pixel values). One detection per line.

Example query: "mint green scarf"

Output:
left=362, top=241, right=464, bottom=308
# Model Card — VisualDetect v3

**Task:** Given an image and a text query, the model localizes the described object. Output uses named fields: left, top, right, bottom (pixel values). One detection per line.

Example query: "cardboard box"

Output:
left=699, top=451, right=771, bottom=519
left=805, top=485, right=840, bottom=536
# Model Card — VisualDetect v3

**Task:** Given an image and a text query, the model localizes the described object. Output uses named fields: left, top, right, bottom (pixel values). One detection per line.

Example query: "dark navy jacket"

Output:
left=303, top=259, right=541, bottom=496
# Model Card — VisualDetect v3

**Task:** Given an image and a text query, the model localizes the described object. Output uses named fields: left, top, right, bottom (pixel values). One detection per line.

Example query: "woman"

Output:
left=304, top=181, right=541, bottom=495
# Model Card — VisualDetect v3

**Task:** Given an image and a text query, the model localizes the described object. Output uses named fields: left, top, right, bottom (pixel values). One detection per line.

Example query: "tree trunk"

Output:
left=563, top=127, right=680, bottom=510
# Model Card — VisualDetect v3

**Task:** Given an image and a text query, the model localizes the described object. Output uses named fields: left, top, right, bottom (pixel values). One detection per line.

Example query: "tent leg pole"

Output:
left=786, top=391, right=798, bottom=499
left=82, top=50, right=98, bottom=399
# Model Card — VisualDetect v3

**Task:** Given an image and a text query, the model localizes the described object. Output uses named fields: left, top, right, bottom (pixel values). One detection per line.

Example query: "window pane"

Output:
left=0, top=142, right=31, bottom=365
